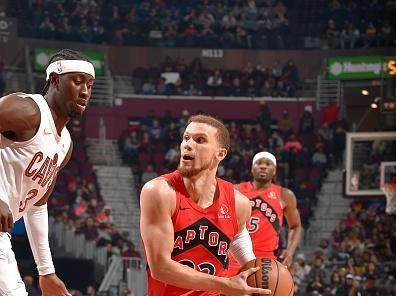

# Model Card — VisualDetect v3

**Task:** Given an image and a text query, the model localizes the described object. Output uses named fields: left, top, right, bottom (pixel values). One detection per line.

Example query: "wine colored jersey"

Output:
left=147, top=171, right=238, bottom=296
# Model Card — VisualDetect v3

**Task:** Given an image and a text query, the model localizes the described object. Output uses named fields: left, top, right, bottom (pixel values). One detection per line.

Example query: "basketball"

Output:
left=240, top=258, right=294, bottom=296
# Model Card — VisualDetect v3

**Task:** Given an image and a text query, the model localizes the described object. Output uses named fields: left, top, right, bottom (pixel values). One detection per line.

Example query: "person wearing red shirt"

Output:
left=228, top=152, right=302, bottom=276
left=140, top=115, right=271, bottom=296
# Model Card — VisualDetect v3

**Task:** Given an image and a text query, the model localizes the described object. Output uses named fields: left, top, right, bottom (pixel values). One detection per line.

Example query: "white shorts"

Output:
left=0, top=233, right=28, bottom=296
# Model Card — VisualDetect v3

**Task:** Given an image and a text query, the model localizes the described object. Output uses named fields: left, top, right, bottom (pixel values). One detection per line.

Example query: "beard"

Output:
left=178, top=159, right=213, bottom=178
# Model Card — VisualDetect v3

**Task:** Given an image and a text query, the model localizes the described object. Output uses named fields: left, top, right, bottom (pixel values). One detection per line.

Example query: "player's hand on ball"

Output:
left=279, top=249, right=292, bottom=268
left=223, top=266, right=272, bottom=296
left=39, top=274, right=72, bottom=296
left=0, top=199, right=13, bottom=232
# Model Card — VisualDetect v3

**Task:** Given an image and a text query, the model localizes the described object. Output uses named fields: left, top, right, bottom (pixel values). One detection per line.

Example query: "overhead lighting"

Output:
left=361, top=89, right=369, bottom=96
left=370, top=97, right=381, bottom=109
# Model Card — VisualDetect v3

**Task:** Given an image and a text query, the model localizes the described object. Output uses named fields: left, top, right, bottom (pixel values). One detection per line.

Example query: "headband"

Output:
left=46, top=60, right=95, bottom=81
left=252, top=152, right=277, bottom=167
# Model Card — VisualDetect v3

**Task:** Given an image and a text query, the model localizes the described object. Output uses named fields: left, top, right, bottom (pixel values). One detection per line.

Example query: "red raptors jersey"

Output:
left=228, top=182, right=283, bottom=276
left=239, top=182, right=283, bottom=256
left=147, top=171, right=238, bottom=296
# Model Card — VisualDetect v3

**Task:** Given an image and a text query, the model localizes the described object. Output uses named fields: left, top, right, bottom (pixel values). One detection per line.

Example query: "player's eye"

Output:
left=196, top=137, right=206, bottom=143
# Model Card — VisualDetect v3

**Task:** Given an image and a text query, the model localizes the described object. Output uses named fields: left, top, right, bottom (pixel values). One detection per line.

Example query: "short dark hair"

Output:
left=42, top=49, right=90, bottom=95
left=187, top=114, right=230, bottom=150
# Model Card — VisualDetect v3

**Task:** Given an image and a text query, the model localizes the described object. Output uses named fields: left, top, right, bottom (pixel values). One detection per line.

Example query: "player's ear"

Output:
left=216, top=148, right=227, bottom=161
left=49, top=73, right=60, bottom=89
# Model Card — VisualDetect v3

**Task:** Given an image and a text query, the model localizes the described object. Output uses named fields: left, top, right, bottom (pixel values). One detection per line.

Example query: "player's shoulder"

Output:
left=281, top=186, right=297, bottom=204
left=142, top=176, right=176, bottom=198
left=236, top=181, right=251, bottom=191
left=0, top=93, right=41, bottom=130
left=234, top=188, right=251, bottom=208
left=281, top=186, right=294, bottom=196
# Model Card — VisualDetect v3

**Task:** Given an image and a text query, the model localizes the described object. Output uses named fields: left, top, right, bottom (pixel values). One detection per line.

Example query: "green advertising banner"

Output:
left=327, top=56, right=391, bottom=80
left=33, top=47, right=104, bottom=76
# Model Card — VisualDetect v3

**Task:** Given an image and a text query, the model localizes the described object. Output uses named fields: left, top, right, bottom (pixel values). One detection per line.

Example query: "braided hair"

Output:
left=42, top=49, right=90, bottom=95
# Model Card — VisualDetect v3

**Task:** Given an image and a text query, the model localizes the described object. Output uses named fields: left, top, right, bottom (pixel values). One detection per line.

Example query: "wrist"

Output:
left=40, top=273, right=55, bottom=278
left=216, top=277, right=231, bottom=294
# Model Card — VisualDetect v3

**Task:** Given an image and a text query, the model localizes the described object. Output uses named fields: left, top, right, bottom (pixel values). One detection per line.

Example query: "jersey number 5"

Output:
left=246, top=217, right=260, bottom=233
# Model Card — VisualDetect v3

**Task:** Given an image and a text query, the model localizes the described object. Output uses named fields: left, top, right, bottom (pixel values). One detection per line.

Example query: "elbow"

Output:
left=148, top=261, right=170, bottom=281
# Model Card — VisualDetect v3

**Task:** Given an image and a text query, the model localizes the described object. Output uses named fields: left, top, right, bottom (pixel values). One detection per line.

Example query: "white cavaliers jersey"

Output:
left=0, top=93, right=71, bottom=222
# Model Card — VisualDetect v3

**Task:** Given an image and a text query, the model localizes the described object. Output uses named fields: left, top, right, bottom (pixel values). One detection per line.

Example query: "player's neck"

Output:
left=183, top=170, right=218, bottom=207
left=252, top=180, right=272, bottom=191
left=45, top=93, right=70, bottom=134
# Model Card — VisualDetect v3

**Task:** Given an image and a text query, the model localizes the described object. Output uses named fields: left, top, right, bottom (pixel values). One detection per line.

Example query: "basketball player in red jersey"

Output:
left=228, top=152, right=302, bottom=276
left=140, top=115, right=271, bottom=296
left=0, top=49, right=95, bottom=296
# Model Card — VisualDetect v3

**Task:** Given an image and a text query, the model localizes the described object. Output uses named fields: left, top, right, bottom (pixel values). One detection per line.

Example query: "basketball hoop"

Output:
left=381, top=183, right=396, bottom=215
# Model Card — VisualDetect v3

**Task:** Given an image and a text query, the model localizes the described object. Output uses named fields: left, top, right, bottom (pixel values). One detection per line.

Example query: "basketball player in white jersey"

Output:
left=0, top=49, right=95, bottom=296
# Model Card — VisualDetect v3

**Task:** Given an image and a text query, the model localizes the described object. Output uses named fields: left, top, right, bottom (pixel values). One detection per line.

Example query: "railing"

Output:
left=98, top=256, right=146, bottom=296
left=49, top=218, right=108, bottom=279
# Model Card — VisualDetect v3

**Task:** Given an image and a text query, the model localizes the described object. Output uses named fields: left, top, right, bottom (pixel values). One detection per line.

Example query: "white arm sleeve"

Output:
left=229, top=228, right=256, bottom=266
left=23, top=204, right=55, bottom=275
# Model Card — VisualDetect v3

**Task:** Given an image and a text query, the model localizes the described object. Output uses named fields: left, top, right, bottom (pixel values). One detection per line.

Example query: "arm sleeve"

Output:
left=23, top=204, right=55, bottom=275
left=229, top=228, right=256, bottom=266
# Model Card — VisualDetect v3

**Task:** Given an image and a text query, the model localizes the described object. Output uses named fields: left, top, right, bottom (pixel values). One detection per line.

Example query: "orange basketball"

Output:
left=240, top=257, right=294, bottom=296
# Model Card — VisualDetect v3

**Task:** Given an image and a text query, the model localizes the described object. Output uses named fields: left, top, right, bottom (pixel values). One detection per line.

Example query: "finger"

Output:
left=248, top=287, right=272, bottom=295
left=244, top=266, right=260, bottom=276
left=7, top=214, right=13, bottom=231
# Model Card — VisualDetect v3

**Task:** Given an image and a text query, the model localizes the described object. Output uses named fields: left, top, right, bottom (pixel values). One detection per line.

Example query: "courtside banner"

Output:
left=327, top=56, right=391, bottom=80
left=33, top=47, right=104, bottom=76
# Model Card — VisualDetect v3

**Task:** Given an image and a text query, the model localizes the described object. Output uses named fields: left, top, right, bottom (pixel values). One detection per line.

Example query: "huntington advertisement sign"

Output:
left=327, top=56, right=391, bottom=80
left=33, top=47, right=104, bottom=76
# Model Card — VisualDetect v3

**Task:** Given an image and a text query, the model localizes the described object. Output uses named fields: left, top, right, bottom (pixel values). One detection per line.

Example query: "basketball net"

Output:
left=381, top=183, right=396, bottom=215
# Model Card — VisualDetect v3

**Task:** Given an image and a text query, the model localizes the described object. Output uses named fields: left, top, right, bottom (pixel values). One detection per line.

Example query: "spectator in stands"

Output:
left=165, top=143, right=180, bottom=170
left=142, top=79, right=156, bottom=94
left=141, top=164, right=158, bottom=184
left=207, top=69, right=223, bottom=97
left=85, top=285, right=96, bottom=296
left=283, top=60, right=299, bottom=84
left=340, top=22, right=360, bottom=49
left=312, top=147, right=328, bottom=170
left=156, top=77, right=167, bottom=95
left=308, top=257, right=329, bottom=287
left=299, top=108, right=315, bottom=134
left=379, top=20, right=394, bottom=47
left=328, top=271, right=342, bottom=295
left=149, top=119, right=164, bottom=141
left=321, top=99, right=340, bottom=126
left=268, top=130, right=284, bottom=151
left=294, top=253, right=311, bottom=282
left=258, top=100, right=272, bottom=130
left=96, top=206, right=113, bottom=224
left=0, top=57, right=5, bottom=96
left=326, top=19, right=339, bottom=48
left=39, top=16, right=55, bottom=39
left=330, top=114, right=349, bottom=167
left=78, top=217, right=99, bottom=241
left=277, top=111, right=293, bottom=136
left=306, top=273, right=327, bottom=294
left=122, top=131, right=140, bottom=165
left=284, top=133, right=303, bottom=153
left=341, top=275, right=365, bottom=296
left=228, top=77, right=243, bottom=96
left=364, top=22, right=378, bottom=48
left=23, top=275, right=41, bottom=296
left=246, top=78, right=259, bottom=98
